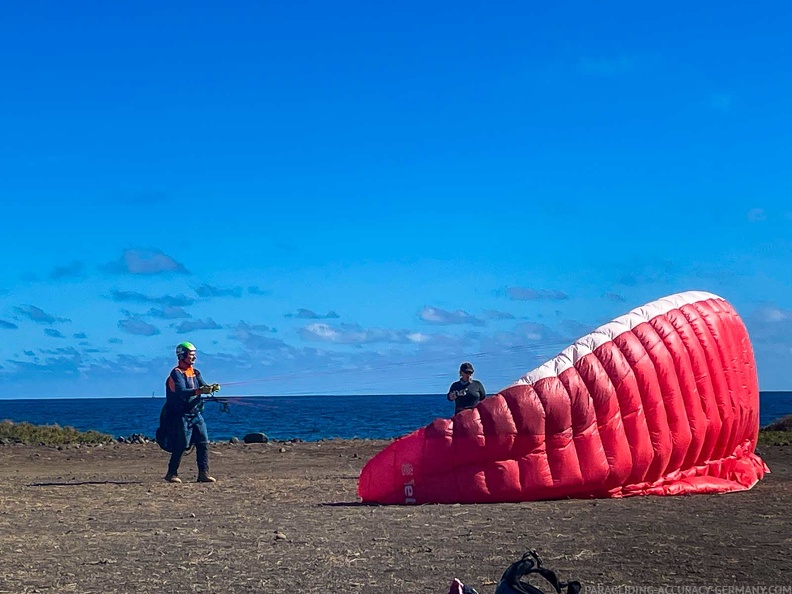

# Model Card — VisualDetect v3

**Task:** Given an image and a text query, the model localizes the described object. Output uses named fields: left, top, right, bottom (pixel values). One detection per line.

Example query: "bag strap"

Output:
left=495, top=550, right=581, bottom=594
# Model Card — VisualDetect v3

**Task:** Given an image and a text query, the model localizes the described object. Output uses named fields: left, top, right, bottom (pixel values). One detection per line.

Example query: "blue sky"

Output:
left=1, top=0, right=790, bottom=398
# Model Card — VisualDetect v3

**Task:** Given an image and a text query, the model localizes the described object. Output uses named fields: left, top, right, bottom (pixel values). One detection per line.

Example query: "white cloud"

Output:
left=303, top=323, right=340, bottom=341
left=229, top=322, right=290, bottom=352
left=745, top=306, right=792, bottom=390
left=14, top=305, right=70, bottom=324
left=117, top=313, right=160, bottom=336
left=506, top=287, right=568, bottom=301
left=748, top=208, right=767, bottom=222
left=195, top=284, right=243, bottom=299
left=175, top=318, right=223, bottom=332
left=406, top=332, right=430, bottom=343
left=109, top=290, right=195, bottom=307
left=102, top=249, right=188, bottom=275
left=286, top=308, right=340, bottom=320
left=299, top=323, right=429, bottom=345
left=483, top=309, right=516, bottom=320
left=419, top=307, right=484, bottom=325
left=754, top=307, right=789, bottom=323
left=147, top=306, right=191, bottom=320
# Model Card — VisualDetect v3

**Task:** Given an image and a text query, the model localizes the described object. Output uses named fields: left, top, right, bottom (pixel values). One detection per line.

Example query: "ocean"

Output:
left=1, top=392, right=791, bottom=442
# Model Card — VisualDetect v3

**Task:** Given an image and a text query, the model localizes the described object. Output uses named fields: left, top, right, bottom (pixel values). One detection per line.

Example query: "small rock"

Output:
left=278, top=447, right=286, bottom=453
left=243, top=432, right=268, bottom=444
left=229, top=437, right=240, bottom=444
left=274, top=531, right=287, bottom=540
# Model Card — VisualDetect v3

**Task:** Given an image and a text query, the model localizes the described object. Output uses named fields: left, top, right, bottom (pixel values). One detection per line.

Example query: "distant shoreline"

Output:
left=2, top=390, right=791, bottom=401
left=0, top=393, right=452, bottom=401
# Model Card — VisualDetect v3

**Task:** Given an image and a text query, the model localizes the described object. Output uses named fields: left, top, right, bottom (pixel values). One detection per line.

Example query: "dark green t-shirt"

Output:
left=448, top=379, right=486, bottom=414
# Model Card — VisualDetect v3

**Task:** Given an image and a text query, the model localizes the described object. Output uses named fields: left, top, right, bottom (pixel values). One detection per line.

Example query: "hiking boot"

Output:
left=165, top=473, right=182, bottom=483
left=197, top=471, right=216, bottom=483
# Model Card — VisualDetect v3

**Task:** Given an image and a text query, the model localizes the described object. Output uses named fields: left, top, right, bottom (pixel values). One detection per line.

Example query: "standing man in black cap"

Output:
left=447, top=362, right=486, bottom=415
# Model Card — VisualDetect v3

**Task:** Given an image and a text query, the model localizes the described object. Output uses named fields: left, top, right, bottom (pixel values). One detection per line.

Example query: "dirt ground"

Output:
left=0, top=440, right=790, bottom=594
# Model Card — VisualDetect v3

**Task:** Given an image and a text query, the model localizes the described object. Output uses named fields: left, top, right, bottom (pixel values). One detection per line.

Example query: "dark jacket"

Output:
left=448, top=379, right=486, bottom=414
left=156, top=364, right=210, bottom=452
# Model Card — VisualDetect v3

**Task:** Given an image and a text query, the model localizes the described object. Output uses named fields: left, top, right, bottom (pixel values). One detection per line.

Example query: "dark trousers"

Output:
left=168, top=442, right=209, bottom=474
left=167, top=413, right=210, bottom=474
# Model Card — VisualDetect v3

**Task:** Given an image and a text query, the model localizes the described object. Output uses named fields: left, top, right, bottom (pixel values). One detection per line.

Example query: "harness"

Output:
left=181, top=395, right=231, bottom=454
left=495, top=550, right=581, bottom=594
left=155, top=395, right=231, bottom=454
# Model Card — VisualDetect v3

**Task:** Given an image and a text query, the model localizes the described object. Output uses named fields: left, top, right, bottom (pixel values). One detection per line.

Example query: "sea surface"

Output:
left=1, top=392, right=791, bottom=442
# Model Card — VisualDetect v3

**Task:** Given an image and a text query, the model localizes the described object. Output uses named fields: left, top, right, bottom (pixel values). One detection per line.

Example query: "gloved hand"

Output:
left=199, top=385, right=214, bottom=395
left=210, top=383, right=221, bottom=393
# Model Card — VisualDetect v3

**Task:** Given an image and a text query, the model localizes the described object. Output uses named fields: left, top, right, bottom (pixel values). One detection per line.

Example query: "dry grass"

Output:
left=0, top=420, right=113, bottom=446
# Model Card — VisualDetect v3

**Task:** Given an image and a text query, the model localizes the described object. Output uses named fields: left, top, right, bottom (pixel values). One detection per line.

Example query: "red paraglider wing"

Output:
left=358, top=291, right=768, bottom=504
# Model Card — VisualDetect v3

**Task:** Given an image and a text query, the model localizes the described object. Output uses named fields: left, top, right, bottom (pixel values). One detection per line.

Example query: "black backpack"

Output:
left=155, top=403, right=176, bottom=453
left=494, top=550, right=581, bottom=594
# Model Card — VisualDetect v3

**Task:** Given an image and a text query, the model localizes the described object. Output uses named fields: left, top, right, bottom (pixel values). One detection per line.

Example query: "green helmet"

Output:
left=176, top=341, right=196, bottom=360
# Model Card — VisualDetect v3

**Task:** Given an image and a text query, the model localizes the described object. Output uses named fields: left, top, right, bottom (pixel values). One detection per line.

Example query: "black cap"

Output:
left=459, top=362, right=474, bottom=373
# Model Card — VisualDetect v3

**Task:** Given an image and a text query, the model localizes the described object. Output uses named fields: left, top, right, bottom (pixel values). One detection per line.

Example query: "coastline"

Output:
left=2, top=392, right=790, bottom=444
